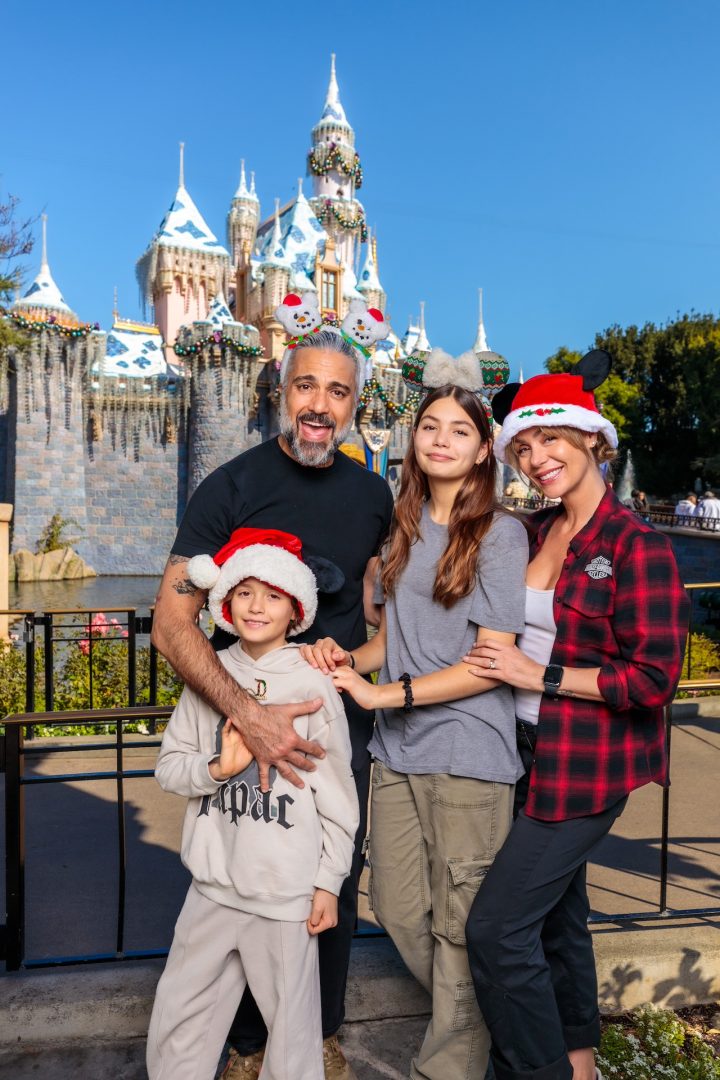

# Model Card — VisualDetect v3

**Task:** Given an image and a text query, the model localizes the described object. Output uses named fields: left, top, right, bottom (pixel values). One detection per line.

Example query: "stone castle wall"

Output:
left=7, top=339, right=90, bottom=557
left=82, top=414, right=188, bottom=575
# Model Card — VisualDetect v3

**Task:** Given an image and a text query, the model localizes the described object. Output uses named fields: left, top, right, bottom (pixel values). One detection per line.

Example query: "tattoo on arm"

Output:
left=557, top=688, right=579, bottom=698
left=173, top=578, right=198, bottom=596
left=168, top=554, right=189, bottom=566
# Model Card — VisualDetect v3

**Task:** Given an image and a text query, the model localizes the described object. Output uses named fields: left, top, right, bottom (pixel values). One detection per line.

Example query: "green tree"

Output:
left=545, top=314, right=720, bottom=496
left=0, top=192, right=35, bottom=353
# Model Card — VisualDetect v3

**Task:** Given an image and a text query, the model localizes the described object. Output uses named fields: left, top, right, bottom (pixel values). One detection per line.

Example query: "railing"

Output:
left=646, top=509, right=720, bottom=532
left=0, top=607, right=161, bottom=734
left=2, top=679, right=719, bottom=970
left=2, top=705, right=171, bottom=971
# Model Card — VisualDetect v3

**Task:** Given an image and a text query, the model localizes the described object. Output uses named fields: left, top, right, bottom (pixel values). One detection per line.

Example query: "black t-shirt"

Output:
left=172, top=438, right=394, bottom=762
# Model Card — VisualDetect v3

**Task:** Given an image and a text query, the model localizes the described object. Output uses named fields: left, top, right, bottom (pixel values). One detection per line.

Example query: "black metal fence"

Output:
left=0, top=608, right=161, bottom=732
left=1, top=679, right=719, bottom=970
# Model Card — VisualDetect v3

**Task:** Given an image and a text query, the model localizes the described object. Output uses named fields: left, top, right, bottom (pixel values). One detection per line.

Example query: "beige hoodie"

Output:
left=155, top=643, right=359, bottom=921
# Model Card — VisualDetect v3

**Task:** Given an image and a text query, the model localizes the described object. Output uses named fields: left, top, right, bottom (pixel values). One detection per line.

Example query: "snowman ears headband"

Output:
left=275, top=292, right=390, bottom=359
left=491, top=350, right=617, bottom=463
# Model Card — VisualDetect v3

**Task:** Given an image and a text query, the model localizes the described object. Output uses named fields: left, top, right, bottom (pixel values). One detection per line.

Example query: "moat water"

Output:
left=9, top=575, right=161, bottom=614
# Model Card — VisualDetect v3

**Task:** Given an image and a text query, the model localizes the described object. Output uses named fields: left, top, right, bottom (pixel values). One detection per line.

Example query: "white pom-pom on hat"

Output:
left=187, top=554, right=221, bottom=590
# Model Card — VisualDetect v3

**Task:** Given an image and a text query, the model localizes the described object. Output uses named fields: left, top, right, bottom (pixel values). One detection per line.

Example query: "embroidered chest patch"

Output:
left=585, top=555, right=613, bottom=580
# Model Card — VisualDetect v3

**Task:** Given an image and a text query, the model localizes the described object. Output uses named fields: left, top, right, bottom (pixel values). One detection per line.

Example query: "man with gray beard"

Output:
left=152, top=330, right=393, bottom=1080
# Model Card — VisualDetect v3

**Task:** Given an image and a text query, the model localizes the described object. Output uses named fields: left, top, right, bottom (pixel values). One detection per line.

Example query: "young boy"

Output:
left=147, top=528, right=359, bottom=1080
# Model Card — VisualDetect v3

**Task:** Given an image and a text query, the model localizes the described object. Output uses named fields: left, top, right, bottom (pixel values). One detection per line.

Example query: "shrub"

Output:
left=678, top=632, right=720, bottom=696
left=597, top=1004, right=720, bottom=1079
left=0, top=613, right=183, bottom=735
left=35, top=513, right=84, bottom=554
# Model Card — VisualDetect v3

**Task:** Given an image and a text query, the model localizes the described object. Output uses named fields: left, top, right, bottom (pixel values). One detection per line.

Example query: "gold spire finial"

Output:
left=113, top=285, right=119, bottom=321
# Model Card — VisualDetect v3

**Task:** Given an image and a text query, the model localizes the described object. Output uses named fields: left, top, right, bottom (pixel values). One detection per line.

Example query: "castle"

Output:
left=1, top=58, right=497, bottom=575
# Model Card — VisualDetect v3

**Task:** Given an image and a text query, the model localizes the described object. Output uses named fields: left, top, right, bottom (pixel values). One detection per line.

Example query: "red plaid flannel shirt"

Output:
left=525, top=487, right=689, bottom=822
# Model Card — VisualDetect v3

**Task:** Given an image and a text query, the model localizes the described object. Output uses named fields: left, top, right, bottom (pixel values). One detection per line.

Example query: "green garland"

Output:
left=173, top=333, right=263, bottom=359
left=315, top=200, right=368, bottom=243
left=308, top=144, right=363, bottom=189
left=5, top=311, right=99, bottom=338
left=358, top=377, right=422, bottom=417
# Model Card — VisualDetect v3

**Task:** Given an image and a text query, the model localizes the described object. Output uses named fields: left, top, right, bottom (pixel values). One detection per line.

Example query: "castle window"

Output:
left=321, top=269, right=338, bottom=315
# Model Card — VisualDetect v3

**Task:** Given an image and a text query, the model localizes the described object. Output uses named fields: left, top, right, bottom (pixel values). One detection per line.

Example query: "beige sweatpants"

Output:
left=369, top=763, right=514, bottom=1080
left=146, top=883, right=323, bottom=1080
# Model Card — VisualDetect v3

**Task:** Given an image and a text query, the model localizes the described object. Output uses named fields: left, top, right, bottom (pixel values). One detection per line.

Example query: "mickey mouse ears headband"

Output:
left=491, top=349, right=618, bottom=463
left=401, top=348, right=511, bottom=399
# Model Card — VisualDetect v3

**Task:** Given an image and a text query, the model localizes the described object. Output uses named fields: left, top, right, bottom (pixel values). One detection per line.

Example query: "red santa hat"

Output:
left=492, top=350, right=618, bottom=463
left=187, top=528, right=318, bottom=637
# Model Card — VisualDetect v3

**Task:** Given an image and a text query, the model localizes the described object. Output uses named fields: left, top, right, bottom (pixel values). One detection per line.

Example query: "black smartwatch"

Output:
left=543, top=664, right=564, bottom=696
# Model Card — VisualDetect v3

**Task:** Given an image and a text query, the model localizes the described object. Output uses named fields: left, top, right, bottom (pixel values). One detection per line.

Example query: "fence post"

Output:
left=127, top=609, right=136, bottom=707
left=659, top=704, right=672, bottom=915
left=0, top=504, right=12, bottom=641
left=4, top=722, right=26, bottom=970
left=43, top=614, right=54, bottom=712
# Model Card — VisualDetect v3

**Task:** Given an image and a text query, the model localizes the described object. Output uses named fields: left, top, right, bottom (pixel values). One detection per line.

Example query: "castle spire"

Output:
left=262, top=198, right=290, bottom=268
left=415, top=301, right=430, bottom=352
left=473, top=287, right=490, bottom=354
left=40, top=212, right=49, bottom=272
left=235, top=159, right=250, bottom=199
left=314, top=53, right=351, bottom=135
left=179, top=141, right=185, bottom=190
left=12, top=213, right=75, bottom=318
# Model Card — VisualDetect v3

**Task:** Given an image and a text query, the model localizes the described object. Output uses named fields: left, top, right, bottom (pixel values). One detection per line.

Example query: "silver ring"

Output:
left=489, top=659, right=496, bottom=670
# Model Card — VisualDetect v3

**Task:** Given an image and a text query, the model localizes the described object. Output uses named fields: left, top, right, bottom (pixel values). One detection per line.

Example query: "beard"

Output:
left=278, top=399, right=354, bottom=467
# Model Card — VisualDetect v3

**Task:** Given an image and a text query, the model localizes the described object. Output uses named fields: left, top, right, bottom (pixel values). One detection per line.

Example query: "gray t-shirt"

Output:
left=368, top=507, right=528, bottom=783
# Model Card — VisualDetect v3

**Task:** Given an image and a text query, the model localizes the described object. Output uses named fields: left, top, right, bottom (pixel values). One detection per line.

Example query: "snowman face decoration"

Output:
left=275, top=292, right=322, bottom=337
left=341, top=300, right=389, bottom=350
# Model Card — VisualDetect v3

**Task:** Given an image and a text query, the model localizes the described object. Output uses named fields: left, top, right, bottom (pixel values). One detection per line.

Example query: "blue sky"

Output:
left=5, top=0, right=719, bottom=377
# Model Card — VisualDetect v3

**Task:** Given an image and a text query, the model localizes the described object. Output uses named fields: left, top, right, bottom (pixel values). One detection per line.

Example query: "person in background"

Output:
left=697, top=490, right=720, bottom=529
left=631, top=489, right=649, bottom=514
left=463, top=352, right=689, bottom=1080
left=674, top=492, right=697, bottom=518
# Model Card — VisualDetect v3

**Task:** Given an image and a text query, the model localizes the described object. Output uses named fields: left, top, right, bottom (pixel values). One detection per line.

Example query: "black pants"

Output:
left=229, top=753, right=372, bottom=1052
left=466, top=726, right=627, bottom=1080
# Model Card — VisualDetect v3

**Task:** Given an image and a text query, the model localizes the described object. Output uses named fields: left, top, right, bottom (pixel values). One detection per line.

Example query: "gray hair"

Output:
left=279, top=328, right=365, bottom=399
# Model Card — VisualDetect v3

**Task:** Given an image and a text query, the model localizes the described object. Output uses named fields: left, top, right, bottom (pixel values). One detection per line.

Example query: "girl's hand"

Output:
left=331, top=665, right=381, bottom=710
left=210, top=719, right=253, bottom=781
left=463, top=639, right=544, bottom=692
left=299, top=637, right=352, bottom=675
left=307, top=888, right=338, bottom=935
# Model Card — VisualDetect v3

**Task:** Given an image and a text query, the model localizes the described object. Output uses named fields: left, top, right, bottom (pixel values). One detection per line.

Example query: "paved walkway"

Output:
left=0, top=1018, right=431, bottom=1079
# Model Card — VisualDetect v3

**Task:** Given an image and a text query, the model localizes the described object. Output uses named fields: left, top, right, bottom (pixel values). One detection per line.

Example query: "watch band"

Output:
left=543, top=663, right=564, bottom=696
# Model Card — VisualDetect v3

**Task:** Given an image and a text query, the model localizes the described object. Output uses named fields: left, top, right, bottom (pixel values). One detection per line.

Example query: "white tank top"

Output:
left=514, top=587, right=557, bottom=726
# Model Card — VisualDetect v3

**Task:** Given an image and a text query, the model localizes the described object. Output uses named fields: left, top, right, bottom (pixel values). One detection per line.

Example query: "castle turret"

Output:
left=228, top=160, right=260, bottom=267
left=136, top=143, right=230, bottom=355
left=308, top=55, right=367, bottom=286
left=12, top=215, right=77, bottom=321
left=5, top=217, right=98, bottom=558
left=178, top=293, right=266, bottom=495
left=357, top=229, right=386, bottom=312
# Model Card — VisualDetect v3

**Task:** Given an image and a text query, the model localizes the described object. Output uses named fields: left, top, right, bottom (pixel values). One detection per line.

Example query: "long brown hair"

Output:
left=382, top=386, right=498, bottom=608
